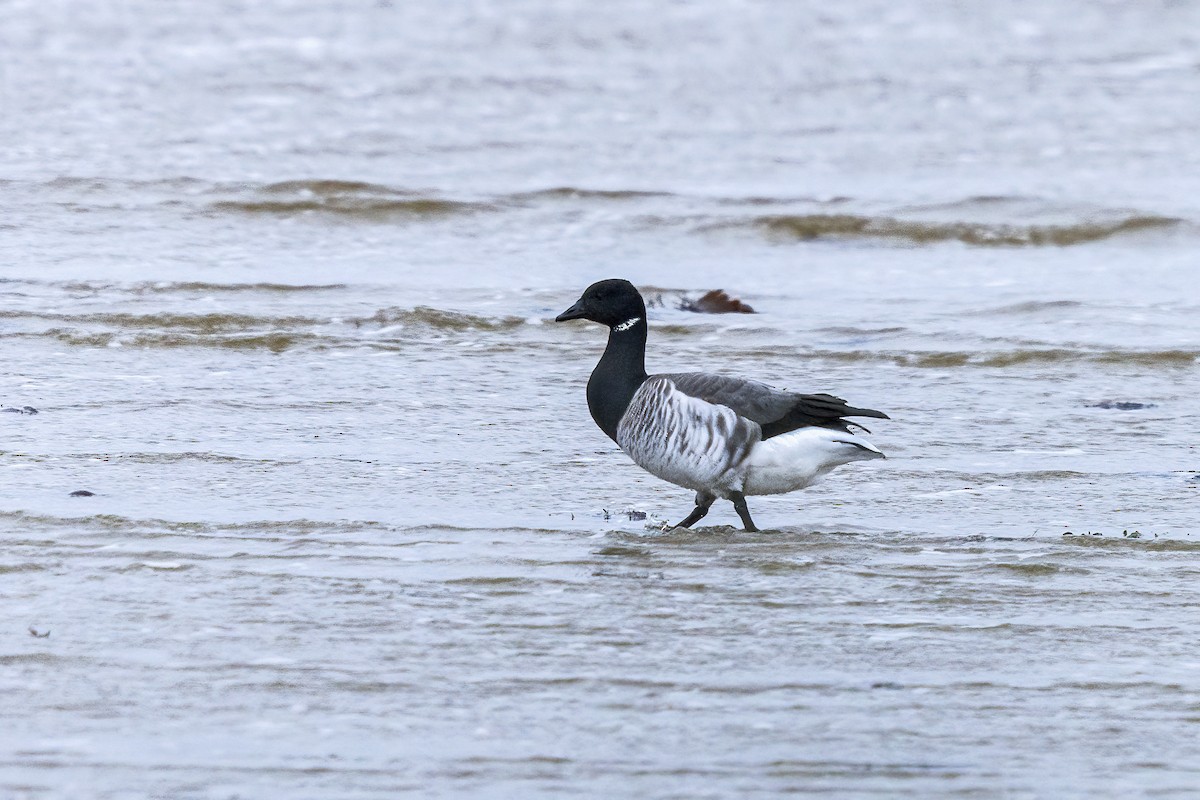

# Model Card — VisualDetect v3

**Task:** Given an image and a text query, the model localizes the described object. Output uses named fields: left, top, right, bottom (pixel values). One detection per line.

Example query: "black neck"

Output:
left=586, top=317, right=649, bottom=442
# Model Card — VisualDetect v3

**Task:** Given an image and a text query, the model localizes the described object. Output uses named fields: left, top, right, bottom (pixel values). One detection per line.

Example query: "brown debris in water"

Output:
left=679, top=289, right=756, bottom=314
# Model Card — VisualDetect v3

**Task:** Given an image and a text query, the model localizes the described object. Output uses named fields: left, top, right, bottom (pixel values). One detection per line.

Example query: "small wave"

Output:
left=990, top=562, right=1084, bottom=576
left=43, top=176, right=210, bottom=192
left=923, top=348, right=1196, bottom=368
left=1059, top=536, right=1200, bottom=551
left=0, top=563, right=46, bottom=574
left=1092, top=350, right=1196, bottom=365
left=33, top=329, right=315, bottom=352
left=72, top=452, right=291, bottom=465
left=0, top=654, right=63, bottom=665
left=0, top=512, right=515, bottom=542
left=2, top=307, right=520, bottom=332
left=365, top=306, right=526, bottom=331
left=24, top=180, right=1196, bottom=249
left=741, top=348, right=1198, bottom=368
left=210, top=198, right=488, bottom=218
left=209, top=179, right=492, bottom=219
left=258, top=179, right=395, bottom=195
left=814, top=325, right=909, bottom=335
left=0, top=510, right=394, bottom=535
left=975, top=300, right=1084, bottom=315
left=0, top=310, right=322, bottom=331
left=904, top=194, right=1032, bottom=209
left=714, top=213, right=1183, bottom=246
left=0, top=305, right=531, bottom=351
left=105, top=311, right=318, bottom=332
left=0, top=278, right=347, bottom=295
left=58, top=281, right=349, bottom=295
left=511, top=186, right=672, bottom=201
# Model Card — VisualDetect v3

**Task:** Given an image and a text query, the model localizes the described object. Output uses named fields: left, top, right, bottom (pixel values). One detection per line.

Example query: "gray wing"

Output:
left=659, top=372, right=889, bottom=439
left=659, top=373, right=794, bottom=424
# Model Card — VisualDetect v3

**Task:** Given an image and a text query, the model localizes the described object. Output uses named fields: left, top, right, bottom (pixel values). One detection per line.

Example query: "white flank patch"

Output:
left=742, top=428, right=885, bottom=496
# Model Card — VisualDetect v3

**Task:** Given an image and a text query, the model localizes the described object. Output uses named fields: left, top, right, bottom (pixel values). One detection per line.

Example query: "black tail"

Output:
left=760, top=392, right=889, bottom=439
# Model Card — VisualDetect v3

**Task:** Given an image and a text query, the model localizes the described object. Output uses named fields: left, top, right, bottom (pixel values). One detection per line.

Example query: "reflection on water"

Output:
left=3, top=0, right=1200, bottom=796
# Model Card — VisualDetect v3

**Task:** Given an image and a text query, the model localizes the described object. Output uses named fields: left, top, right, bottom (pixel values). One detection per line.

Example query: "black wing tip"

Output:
left=799, top=394, right=889, bottom=420
left=838, top=405, right=889, bottom=420
left=830, top=409, right=890, bottom=423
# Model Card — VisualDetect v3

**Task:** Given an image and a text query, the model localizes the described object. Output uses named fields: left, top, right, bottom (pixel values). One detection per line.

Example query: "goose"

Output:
left=555, top=279, right=889, bottom=532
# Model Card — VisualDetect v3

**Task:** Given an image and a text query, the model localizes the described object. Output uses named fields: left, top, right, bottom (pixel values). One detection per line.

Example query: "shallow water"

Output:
left=3, top=1, right=1200, bottom=797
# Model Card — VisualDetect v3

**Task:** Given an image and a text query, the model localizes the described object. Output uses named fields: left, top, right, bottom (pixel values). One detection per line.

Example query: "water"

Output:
left=3, top=0, right=1200, bottom=796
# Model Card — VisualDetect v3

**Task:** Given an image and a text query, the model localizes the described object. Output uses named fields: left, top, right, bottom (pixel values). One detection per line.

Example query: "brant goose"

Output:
left=556, top=279, right=888, bottom=532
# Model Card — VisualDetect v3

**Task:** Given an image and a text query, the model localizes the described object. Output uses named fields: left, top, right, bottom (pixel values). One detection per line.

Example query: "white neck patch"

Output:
left=613, top=317, right=642, bottom=332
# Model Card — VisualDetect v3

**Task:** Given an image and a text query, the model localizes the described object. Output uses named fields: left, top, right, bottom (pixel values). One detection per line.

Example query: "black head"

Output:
left=555, top=279, right=646, bottom=329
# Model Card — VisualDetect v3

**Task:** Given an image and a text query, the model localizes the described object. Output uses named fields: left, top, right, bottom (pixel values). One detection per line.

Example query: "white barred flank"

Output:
left=616, top=377, right=759, bottom=494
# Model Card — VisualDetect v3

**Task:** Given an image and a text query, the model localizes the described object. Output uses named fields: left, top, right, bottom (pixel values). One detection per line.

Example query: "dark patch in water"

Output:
left=1, top=406, right=38, bottom=415
left=0, top=653, right=61, bottom=665
left=679, top=289, right=756, bottom=314
left=1089, top=400, right=1156, bottom=410
left=69, top=490, right=96, bottom=497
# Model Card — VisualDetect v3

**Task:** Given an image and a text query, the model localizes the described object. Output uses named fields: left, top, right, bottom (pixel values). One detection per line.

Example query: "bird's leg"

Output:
left=675, top=491, right=716, bottom=529
left=730, top=491, right=760, bottom=532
